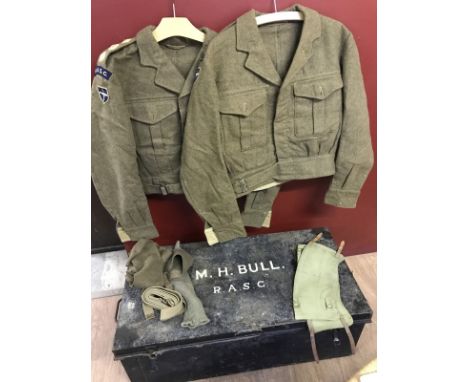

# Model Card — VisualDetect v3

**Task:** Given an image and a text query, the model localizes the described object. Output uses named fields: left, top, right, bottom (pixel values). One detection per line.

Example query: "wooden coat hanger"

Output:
left=153, top=1, right=205, bottom=43
left=256, top=0, right=304, bottom=25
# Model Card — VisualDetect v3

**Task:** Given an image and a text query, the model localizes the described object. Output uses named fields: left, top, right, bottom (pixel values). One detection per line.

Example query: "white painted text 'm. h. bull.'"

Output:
left=194, top=260, right=284, bottom=281
left=193, top=260, right=285, bottom=294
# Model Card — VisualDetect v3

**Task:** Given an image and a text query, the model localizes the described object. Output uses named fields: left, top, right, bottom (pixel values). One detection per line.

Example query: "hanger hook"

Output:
left=172, top=1, right=176, bottom=17
left=273, top=0, right=277, bottom=13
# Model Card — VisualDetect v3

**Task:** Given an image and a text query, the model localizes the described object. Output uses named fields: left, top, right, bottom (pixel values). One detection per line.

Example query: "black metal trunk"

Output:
left=113, top=228, right=373, bottom=382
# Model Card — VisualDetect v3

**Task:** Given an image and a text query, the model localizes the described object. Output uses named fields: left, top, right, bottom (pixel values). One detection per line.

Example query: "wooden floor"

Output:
left=91, top=252, right=377, bottom=382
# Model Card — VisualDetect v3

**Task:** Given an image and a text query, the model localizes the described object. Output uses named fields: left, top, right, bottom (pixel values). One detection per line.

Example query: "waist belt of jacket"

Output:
left=141, top=286, right=186, bottom=321
left=293, top=233, right=356, bottom=362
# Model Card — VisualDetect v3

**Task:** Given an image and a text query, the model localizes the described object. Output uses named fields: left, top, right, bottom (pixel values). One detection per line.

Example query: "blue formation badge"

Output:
left=97, top=86, right=109, bottom=103
left=94, top=66, right=112, bottom=80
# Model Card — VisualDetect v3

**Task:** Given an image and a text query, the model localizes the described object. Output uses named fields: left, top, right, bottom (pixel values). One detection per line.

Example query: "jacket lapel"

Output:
left=236, top=11, right=282, bottom=87
left=136, top=26, right=185, bottom=94
left=236, top=6, right=322, bottom=87
left=282, top=5, right=322, bottom=86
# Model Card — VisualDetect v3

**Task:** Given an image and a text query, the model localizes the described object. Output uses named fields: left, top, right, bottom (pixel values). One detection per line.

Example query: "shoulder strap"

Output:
left=97, top=37, right=136, bottom=66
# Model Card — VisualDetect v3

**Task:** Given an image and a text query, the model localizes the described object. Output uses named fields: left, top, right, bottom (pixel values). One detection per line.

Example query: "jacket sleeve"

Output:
left=324, top=31, right=374, bottom=208
left=91, top=59, right=158, bottom=240
left=180, top=53, right=247, bottom=243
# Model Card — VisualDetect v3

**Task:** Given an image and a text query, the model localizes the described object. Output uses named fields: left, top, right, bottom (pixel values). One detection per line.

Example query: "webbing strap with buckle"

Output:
left=141, top=286, right=186, bottom=321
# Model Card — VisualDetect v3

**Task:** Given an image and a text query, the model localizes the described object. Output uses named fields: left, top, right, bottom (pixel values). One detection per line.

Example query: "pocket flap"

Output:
left=129, top=101, right=178, bottom=124
left=219, top=89, right=266, bottom=116
left=294, top=75, right=343, bottom=100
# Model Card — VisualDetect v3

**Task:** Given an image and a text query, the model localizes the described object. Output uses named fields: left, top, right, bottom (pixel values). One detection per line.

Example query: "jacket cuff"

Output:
left=215, top=227, right=247, bottom=243
left=121, top=224, right=159, bottom=241
left=205, top=225, right=247, bottom=245
left=324, top=189, right=360, bottom=208
left=242, top=210, right=271, bottom=228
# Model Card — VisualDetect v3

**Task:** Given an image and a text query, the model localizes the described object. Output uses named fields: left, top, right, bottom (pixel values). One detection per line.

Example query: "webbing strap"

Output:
left=307, top=321, right=320, bottom=363
left=141, top=286, right=186, bottom=321
left=340, top=316, right=356, bottom=354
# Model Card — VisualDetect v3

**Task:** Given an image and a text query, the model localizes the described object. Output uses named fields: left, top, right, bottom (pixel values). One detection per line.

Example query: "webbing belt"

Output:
left=141, top=286, right=186, bottom=321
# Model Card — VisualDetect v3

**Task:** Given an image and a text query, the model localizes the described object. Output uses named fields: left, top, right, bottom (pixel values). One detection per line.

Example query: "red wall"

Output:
left=92, top=0, right=376, bottom=255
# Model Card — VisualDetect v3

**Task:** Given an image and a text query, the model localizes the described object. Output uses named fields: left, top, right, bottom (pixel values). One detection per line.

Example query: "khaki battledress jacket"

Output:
left=91, top=26, right=217, bottom=240
left=181, top=5, right=374, bottom=243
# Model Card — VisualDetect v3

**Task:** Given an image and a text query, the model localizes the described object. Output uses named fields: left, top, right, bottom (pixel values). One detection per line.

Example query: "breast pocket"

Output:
left=129, top=100, right=180, bottom=153
left=219, top=89, right=267, bottom=152
left=293, top=74, right=343, bottom=138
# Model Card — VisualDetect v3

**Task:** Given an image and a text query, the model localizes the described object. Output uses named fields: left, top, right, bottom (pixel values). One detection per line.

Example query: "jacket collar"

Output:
left=236, top=4, right=322, bottom=86
left=136, top=26, right=216, bottom=95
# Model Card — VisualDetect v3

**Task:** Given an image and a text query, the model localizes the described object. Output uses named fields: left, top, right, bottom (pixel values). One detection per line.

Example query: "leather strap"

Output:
left=308, top=232, right=323, bottom=245
left=141, top=286, right=186, bottom=321
left=340, top=316, right=356, bottom=354
left=307, top=321, right=320, bottom=363
left=336, top=240, right=346, bottom=256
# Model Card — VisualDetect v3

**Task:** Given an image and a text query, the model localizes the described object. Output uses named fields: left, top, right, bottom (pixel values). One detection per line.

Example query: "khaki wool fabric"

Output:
left=181, top=4, right=374, bottom=243
left=126, top=239, right=172, bottom=289
left=165, top=242, right=210, bottom=328
left=91, top=26, right=216, bottom=240
left=242, top=185, right=280, bottom=228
